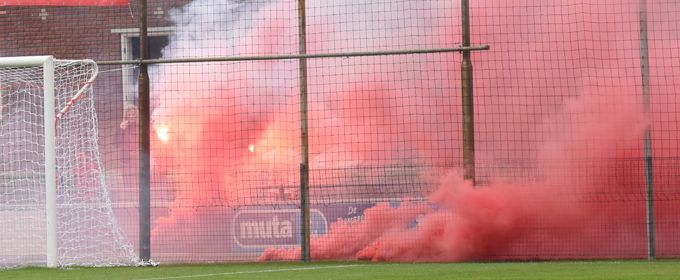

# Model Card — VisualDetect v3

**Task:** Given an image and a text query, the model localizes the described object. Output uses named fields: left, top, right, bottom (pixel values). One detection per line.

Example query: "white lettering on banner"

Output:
left=233, top=208, right=328, bottom=248
left=240, top=216, right=293, bottom=239
left=337, top=215, right=364, bottom=224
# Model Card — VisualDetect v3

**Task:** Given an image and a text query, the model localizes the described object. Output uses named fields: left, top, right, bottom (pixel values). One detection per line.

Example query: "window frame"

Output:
left=111, top=27, right=174, bottom=113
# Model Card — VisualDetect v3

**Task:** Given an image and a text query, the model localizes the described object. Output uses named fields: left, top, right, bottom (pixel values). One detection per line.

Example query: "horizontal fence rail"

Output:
left=96, top=46, right=490, bottom=65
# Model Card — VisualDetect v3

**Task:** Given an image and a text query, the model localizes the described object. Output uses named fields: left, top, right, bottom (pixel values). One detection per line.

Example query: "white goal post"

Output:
left=0, top=56, right=137, bottom=268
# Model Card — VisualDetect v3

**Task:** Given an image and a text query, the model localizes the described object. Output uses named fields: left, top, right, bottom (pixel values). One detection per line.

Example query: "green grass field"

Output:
left=1, top=260, right=679, bottom=280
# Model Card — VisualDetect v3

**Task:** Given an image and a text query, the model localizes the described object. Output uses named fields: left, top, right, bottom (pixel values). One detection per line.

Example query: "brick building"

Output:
left=0, top=1, right=190, bottom=167
left=0, top=2, right=193, bottom=256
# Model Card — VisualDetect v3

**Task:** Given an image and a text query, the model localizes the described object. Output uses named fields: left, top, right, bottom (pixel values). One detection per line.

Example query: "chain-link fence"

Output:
left=1, top=0, right=679, bottom=264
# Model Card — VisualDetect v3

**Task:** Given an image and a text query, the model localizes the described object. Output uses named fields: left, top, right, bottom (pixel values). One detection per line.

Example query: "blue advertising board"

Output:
left=231, top=202, right=375, bottom=251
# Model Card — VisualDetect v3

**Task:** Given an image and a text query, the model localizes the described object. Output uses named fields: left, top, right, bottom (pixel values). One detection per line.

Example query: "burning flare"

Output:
left=156, top=125, right=170, bottom=143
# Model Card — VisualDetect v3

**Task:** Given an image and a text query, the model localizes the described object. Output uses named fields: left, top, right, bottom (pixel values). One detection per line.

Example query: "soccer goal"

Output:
left=0, top=56, right=137, bottom=268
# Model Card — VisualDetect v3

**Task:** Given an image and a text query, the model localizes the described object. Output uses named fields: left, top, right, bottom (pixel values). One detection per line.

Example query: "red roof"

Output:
left=1, top=0, right=127, bottom=6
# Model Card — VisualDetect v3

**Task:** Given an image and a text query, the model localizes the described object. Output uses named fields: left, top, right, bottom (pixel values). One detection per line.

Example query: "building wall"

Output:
left=0, top=2, right=193, bottom=251
left=0, top=1, right=190, bottom=165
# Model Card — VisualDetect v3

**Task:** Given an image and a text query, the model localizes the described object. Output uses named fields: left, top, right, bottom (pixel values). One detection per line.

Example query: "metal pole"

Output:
left=461, top=0, right=475, bottom=184
left=95, top=46, right=490, bottom=65
left=298, top=0, right=311, bottom=263
left=638, top=0, right=655, bottom=261
left=138, top=0, right=152, bottom=263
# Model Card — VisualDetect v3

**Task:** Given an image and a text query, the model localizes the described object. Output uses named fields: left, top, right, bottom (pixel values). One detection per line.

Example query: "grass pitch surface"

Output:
left=1, top=260, right=679, bottom=280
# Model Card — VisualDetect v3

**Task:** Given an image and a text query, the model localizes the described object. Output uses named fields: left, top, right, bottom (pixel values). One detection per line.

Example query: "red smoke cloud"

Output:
left=149, top=0, right=680, bottom=261
left=259, top=174, right=557, bottom=262
left=259, top=91, right=652, bottom=262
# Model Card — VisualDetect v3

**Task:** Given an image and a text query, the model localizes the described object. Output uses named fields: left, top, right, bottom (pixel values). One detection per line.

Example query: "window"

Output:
left=112, top=27, right=172, bottom=113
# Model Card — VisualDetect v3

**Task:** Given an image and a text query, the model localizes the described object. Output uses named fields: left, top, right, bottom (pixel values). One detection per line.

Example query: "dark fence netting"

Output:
left=0, top=0, right=678, bottom=265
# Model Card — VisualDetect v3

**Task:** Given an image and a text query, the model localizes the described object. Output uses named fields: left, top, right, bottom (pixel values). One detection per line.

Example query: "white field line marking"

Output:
left=134, top=264, right=365, bottom=280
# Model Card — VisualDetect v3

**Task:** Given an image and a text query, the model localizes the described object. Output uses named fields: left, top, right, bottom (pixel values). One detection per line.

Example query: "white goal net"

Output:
left=0, top=56, right=137, bottom=268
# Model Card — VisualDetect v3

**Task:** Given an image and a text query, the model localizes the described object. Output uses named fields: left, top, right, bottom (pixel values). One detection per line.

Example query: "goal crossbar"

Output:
left=0, top=56, right=54, bottom=68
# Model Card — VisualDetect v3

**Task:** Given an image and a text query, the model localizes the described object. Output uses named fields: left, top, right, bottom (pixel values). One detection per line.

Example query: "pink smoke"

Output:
left=260, top=91, right=649, bottom=262
left=148, top=0, right=680, bottom=261
left=259, top=173, right=563, bottom=262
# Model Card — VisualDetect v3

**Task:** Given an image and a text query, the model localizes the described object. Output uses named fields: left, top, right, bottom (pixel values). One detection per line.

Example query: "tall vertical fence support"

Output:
left=138, top=0, right=152, bottom=264
left=638, top=0, right=656, bottom=261
left=461, top=0, right=476, bottom=184
left=297, top=0, right=312, bottom=263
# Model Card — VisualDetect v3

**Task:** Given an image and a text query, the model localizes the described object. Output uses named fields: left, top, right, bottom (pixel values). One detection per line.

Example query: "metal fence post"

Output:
left=298, top=0, right=311, bottom=263
left=138, top=0, right=152, bottom=264
left=461, top=0, right=476, bottom=185
left=638, top=0, right=656, bottom=261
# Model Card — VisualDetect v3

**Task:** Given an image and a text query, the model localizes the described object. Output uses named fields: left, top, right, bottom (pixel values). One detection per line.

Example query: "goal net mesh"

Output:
left=0, top=59, right=137, bottom=267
